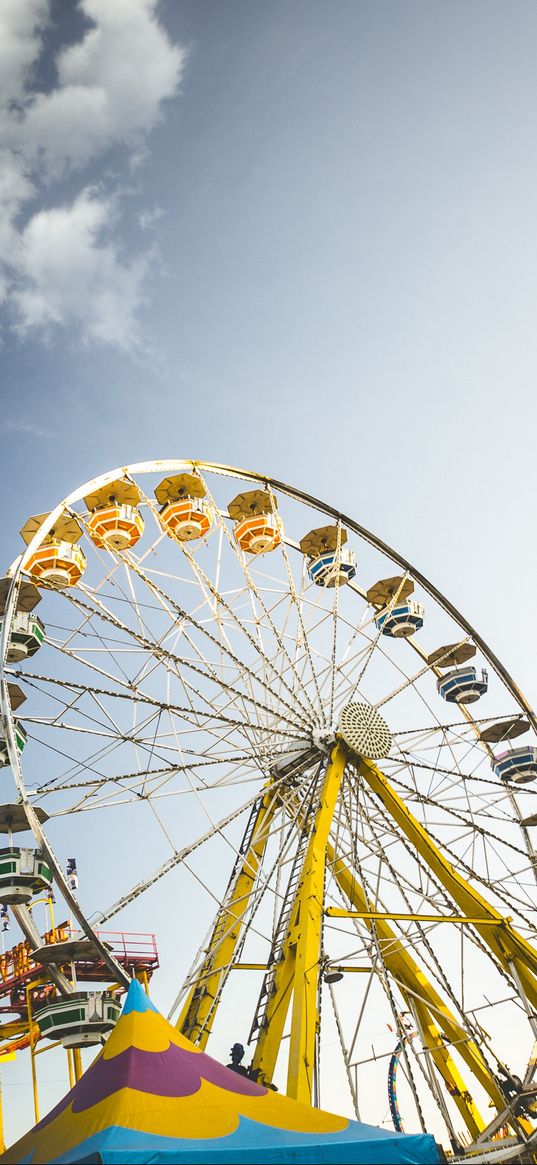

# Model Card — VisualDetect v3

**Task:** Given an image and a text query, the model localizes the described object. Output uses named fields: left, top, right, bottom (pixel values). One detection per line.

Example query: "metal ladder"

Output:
left=248, top=772, right=322, bottom=1042
left=182, top=792, right=269, bottom=1037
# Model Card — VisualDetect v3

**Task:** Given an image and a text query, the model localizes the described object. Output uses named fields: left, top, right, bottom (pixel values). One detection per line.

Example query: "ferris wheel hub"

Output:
left=311, top=726, right=337, bottom=752
left=338, top=702, right=392, bottom=760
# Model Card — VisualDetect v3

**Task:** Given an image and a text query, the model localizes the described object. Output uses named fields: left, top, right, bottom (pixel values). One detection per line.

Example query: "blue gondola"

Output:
left=437, top=667, right=488, bottom=705
left=376, top=601, right=424, bottom=639
left=493, top=746, right=537, bottom=784
left=308, top=547, right=357, bottom=587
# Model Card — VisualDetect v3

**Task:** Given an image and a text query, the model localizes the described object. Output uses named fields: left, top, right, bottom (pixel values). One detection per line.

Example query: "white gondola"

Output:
left=0, top=610, right=45, bottom=662
left=34, top=990, right=121, bottom=1048
left=0, top=846, right=53, bottom=905
left=0, top=721, right=27, bottom=767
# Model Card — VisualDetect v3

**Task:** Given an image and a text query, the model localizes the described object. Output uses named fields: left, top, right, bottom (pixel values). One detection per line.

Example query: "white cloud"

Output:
left=16, top=0, right=186, bottom=174
left=0, top=0, right=49, bottom=106
left=11, top=189, right=150, bottom=349
left=0, top=0, right=185, bottom=347
left=0, top=153, right=36, bottom=303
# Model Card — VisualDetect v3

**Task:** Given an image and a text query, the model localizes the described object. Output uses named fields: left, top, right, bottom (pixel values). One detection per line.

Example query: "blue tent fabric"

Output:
left=28, top=1118, right=441, bottom=1164
left=3, top=981, right=440, bottom=1164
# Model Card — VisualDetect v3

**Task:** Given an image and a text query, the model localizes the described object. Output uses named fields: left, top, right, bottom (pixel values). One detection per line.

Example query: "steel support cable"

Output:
left=389, top=768, right=535, bottom=867
left=346, top=782, right=507, bottom=1095
left=266, top=492, right=324, bottom=714
left=346, top=839, right=428, bottom=1135
left=377, top=776, right=537, bottom=930
left=60, top=588, right=307, bottom=735
left=350, top=761, right=537, bottom=938
left=92, top=773, right=299, bottom=927
left=348, top=773, right=528, bottom=1044
left=20, top=652, right=303, bottom=796
left=16, top=671, right=284, bottom=744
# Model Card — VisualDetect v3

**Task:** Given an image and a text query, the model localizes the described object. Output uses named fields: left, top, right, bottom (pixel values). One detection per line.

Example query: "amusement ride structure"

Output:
left=1, top=460, right=537, bottom=1161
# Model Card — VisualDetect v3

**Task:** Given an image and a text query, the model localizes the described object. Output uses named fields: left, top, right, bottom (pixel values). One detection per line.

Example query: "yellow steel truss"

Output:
left=251, top=743, right=347, bottom=1102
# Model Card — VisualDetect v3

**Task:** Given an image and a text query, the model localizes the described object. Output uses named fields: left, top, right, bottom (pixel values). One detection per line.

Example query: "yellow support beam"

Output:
left=0, top=1020, right=28, bottom=1041
left=67, top=1047, right=75, bottom=1089
left=356, top=755, right=537, bottom=1009
left=252, top=743, right=347, bottom=1103
left=327, top=909, right=506, bottom=926
left=287, top=743, right=347, bottom=1101
left=177, top=787, right=278, bottom=1047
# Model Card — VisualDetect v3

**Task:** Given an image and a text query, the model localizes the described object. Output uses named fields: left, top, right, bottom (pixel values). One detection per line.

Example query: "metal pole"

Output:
left=66, top=1048, right=75, bottom=1089
left=0, top=1072, right=5, bottom=1154
left=25, top=985, right=39, bottom=1123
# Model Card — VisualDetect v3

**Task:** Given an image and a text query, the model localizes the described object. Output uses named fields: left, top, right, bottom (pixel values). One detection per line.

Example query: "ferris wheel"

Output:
left=2, top=459, right=537, bottom=1160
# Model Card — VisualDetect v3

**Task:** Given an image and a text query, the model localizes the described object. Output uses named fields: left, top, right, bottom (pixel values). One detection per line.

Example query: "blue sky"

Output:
left=1, top=0, right=537, bottom=1141
left=1, top=0, right=536, bottom=696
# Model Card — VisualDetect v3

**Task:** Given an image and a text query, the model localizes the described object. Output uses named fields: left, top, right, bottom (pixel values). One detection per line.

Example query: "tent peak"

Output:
left=122, top=977, right=158, bottom=1016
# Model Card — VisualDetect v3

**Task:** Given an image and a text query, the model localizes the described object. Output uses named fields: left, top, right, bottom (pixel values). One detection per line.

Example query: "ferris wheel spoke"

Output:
left=60, top=586, right=307, bottom=735
left=388, top=770, right=535, bottom=871
left=342, top=579, right=415, bottom=706
left=16, top=671, right=302, bottom=760
left=50, top=763, right=267, bottom=815
left=93, top=769, right=298, bottom=928
left=201, top=480, right=322, bottom=724
left=57, top=582, right=305, bottom=736
left=121, top=552, right=313, bottom=732
left=270, top=523, right=324, bottom=714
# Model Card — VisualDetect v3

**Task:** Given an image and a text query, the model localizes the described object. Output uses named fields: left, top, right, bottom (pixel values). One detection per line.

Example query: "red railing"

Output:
left=0, top=922, right=159, bottom=1011
left=94, top=929, right=159, bottom=969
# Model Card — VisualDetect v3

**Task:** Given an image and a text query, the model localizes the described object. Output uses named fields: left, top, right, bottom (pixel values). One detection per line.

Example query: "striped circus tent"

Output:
left=2, top=980, right=440, bottom=1164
